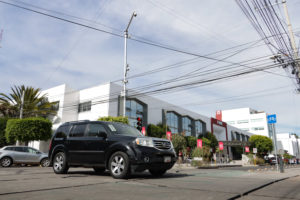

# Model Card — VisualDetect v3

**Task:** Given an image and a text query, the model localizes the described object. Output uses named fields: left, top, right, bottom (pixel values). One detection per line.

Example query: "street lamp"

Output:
left=122, top=11, right=137, bottom=117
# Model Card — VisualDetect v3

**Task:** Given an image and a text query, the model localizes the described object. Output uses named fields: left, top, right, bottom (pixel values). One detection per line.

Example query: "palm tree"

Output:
left=0, top=85, right=57, bottom=118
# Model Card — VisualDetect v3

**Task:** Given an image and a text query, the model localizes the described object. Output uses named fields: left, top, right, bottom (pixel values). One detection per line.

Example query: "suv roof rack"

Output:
left=62, top=120, right=90, bottom=125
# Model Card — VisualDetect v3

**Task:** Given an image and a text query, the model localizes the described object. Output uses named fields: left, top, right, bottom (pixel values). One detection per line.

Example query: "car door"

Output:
left=26, top=147, right=42, bottom=163
left=84, top=123, right=109, bottom=165
left=13, top=147, right=29, bottom=162
left=67, top=124, right=87, bottom=164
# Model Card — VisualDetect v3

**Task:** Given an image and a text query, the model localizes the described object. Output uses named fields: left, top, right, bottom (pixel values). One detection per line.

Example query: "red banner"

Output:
left=216, top=110, right=222, bottom=121
left=141, top=127, right=146, bottom=136
left=245, top=146, right=250, bottom=153
left=197, top=139, right=203, bottom=148
left=219, top=142, right=224, bottom=151
left=166, top=131, right=172, bottom=140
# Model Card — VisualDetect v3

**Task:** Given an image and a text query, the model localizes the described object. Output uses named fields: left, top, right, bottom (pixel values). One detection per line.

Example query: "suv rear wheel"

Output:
left=53, top=152, right=69, bottom=174
left=109, top=151, right=130, bottom=179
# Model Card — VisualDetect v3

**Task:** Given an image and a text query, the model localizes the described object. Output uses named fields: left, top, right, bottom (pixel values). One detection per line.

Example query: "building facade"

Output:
left=276, top=133, right=300, bottom=158
left=217, top=108, right=274, bottom=137
left=30, top=83, right=252, bottom=159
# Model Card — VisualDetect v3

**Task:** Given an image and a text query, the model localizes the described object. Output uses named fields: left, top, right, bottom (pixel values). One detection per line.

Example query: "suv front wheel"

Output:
left=53, top=152, right=69, bottom=174
left=109, top=151, right=130, bottom=179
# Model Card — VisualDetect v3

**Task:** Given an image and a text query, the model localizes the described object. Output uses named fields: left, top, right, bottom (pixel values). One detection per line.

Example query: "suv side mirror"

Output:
left=97, top=131, right=107, bottom=138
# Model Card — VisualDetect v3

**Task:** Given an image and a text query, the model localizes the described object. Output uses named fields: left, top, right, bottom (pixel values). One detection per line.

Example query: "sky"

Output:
left=0, top=0, right=300, bottom=134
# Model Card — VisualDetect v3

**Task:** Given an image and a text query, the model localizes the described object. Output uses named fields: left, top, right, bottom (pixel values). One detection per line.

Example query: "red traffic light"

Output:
left=137, top=117, right=141, bottom=121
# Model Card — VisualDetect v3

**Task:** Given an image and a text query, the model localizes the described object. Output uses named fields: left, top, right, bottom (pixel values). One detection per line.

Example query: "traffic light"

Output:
left=136, top=117, right=142, bottom=131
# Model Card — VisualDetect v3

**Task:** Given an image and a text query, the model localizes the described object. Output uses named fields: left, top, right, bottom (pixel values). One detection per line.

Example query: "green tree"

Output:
left=147, top=123, right=169, bottom=138
left=5, top=118, right=52, bottom=145
left=185, top=136, right=197, bottom=149
left=249, top=135, right=273, bottom=157
left=0, top=118, right=9, bottom=147
left=98, top=116, right=129, bottom=124
left=0, top=85, right=57, bottom=118
left=172, top=134, right=187, bottom=154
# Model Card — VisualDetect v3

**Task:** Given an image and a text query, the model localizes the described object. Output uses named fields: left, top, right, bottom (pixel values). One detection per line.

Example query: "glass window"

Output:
left=166, top=112, right=179, bottom=134
left=28, top=147, right=38, bottom=154
left=182, top=117, right=192, bottom=136
left=86, top=124, right=107, bottom=137
left=252, top=127, right=264, bottom=131
left=55, top=126, right=69, bottom=138
left=51, top=101, right=60, bottom=111
left=78, top=101, right=91, bottom=113
left=250, top=118, right=263, bottom=123
left=236, top=133, right=241, bottom=141
left=231, top=131, right=235, bottom=140
left=195, top=121, right=203, bottom=138
left=107, top=123, right=143, bottom=137
left=126, top=99, right=145, bottom=128
left=4, top=147, right=15, bottom=151
left=227, top=121, right=235, bottom=125
left=237, top=120, right=249, bottom=124
left=70, top=124, right=86, bottom=137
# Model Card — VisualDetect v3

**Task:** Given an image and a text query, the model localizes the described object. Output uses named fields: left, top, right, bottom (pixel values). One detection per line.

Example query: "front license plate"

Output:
left=164, top=156, right=171, bottom=163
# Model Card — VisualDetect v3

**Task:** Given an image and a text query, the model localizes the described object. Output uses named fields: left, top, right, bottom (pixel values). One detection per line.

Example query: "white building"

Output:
left=30, top=83, right=252, bottom=159
left=276, top=133, right=300, bottom=158
left=217, top=108, right=274, bottom=137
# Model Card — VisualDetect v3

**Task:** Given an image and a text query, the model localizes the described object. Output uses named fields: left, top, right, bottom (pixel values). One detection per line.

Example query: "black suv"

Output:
left=49, top=120, right=177, bottom=179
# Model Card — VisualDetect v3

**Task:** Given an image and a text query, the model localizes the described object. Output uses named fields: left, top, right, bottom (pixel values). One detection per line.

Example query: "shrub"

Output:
left=191, top=160, right=204, bottom=167
left=0, top=118, right=9, bottom=147
left=205, top=132, right=218, bottom=149
left=192, top=146, right=211, bottom=161
left=98, top=116, right=129, bottom=124
left=186, top=136, right=197, bottom=149
left=172, top=134, right=186, bottom=154
left=5, top=118, right=52, bottom=144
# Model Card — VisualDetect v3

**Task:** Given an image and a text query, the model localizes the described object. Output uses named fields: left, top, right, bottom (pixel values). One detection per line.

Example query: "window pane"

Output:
left=70, top=124, right=86, bottom=137
left=87, top=124, right=107, bottom=137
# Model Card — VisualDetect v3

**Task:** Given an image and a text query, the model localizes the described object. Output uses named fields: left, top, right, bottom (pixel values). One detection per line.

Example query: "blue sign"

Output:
left=267, top=114, right=277, bottom=124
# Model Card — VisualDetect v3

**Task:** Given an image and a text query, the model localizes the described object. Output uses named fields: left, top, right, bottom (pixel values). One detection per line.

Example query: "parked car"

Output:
left=49, top=120, right=177, bottom=179
left=269, top=157, right=279, bottom=165
left=0, top=146, right=50, bottom=167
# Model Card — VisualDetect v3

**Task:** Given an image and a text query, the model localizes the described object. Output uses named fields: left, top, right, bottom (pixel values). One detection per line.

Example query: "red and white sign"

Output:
left=197, top=139, right=203, bottom=148
left=141, top=127, right=146, bottom=136
left=166, top=131, right=172, bottom=140
left=216, top=110, right=222, bottom=121
left=219, top=142, right=224, bottom=151
left=245, top=146, right=250, bottom=153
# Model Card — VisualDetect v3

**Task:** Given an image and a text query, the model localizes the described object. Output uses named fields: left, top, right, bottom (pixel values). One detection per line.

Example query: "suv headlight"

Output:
left=135, top=138, right=154, bottom=147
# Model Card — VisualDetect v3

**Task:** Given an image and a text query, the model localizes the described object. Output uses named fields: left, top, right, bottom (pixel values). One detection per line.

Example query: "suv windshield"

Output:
left=107, top=123, right=144, bottom=137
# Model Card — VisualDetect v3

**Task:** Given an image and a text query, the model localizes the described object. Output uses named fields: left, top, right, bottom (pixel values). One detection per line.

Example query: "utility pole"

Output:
left=122, top=12, right=137, bottom=117
left=272, top=123, right=279, bottom=171
left=282, top=0, right=300, bottom=79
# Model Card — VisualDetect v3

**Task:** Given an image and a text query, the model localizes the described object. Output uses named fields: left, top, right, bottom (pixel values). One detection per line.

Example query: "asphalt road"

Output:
left=0, top=165, right=299, bottom=200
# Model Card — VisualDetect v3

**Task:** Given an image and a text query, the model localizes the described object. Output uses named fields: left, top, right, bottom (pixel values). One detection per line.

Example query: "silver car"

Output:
left=0, top=146, right=50, bottom=167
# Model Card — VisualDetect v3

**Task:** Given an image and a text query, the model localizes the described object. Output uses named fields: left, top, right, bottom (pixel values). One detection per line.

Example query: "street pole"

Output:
left=122, top=12, right=137, bottom=117
left=272, top=123, right=279, bottom=171
left=282, top=0, right=300, bottom=79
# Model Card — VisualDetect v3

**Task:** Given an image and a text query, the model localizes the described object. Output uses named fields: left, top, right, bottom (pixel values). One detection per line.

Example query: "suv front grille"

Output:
left=153, top=140, right=171, bottom=150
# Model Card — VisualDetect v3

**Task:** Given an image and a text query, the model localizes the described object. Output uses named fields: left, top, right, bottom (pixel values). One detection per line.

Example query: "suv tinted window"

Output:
left=14, top=147, right=26, bottom=152
left=70, top=124, right=86, bottom=137
left=55, top=126, right=70, bottom=138
left=86, top=123, right=107, bottom=137
left=107, top=123, right=143, bottom=137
